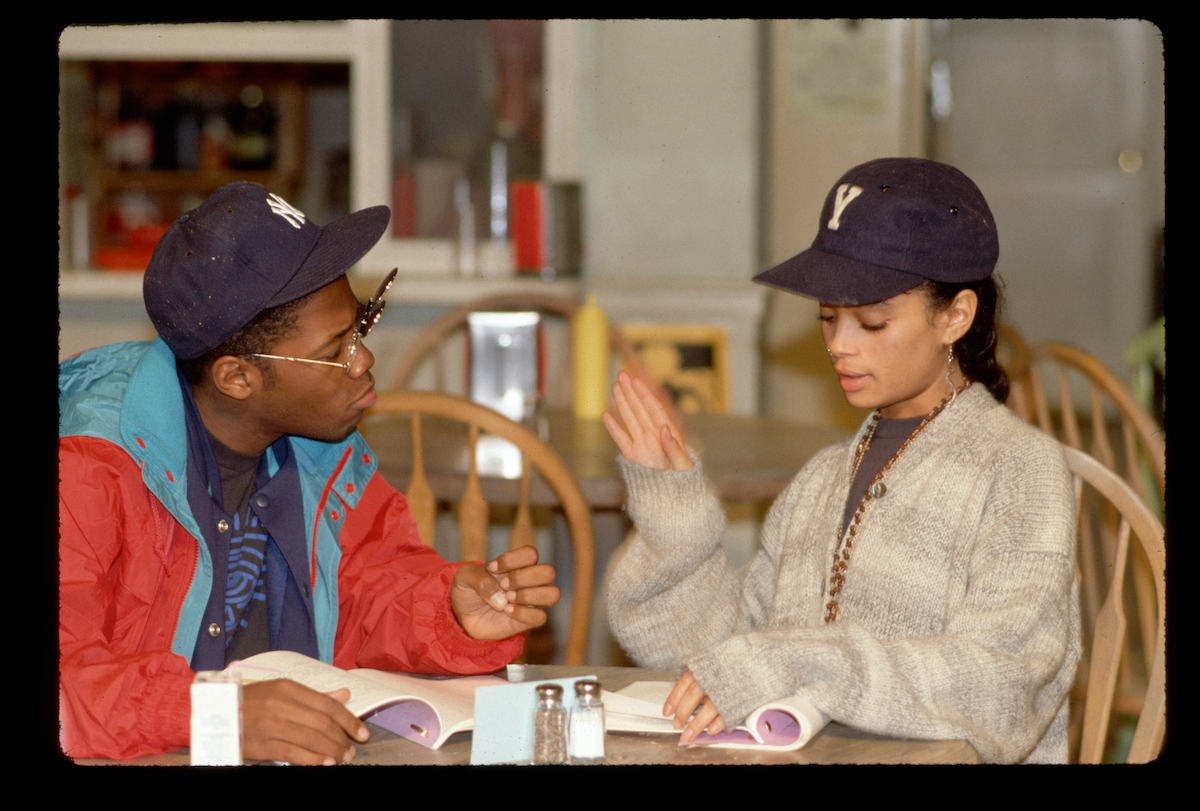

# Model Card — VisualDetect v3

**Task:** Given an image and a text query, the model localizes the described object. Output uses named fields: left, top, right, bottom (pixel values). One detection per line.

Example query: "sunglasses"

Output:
left=244, top=269, right=396, bottom=375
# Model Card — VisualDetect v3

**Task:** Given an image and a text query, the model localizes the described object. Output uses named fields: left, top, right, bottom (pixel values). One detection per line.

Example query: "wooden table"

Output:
left=353, top=665, right=980, bottom=765
left=76, top=666, right=979, bottom=765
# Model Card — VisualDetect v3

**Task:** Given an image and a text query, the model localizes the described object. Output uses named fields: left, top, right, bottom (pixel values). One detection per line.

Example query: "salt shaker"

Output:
left=533, top=683, right=568, bottom=764
left=568, top=678, right=606, bottom=763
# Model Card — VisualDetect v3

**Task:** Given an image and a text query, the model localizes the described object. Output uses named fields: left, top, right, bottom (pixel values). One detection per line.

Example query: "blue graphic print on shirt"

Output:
left=224, top=508, right=268, bottom=644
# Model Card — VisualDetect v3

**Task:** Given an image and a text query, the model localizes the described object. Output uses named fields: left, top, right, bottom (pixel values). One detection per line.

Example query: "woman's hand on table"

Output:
left=603, top=370, right=693, bottom=472
left=664, top=669, right=726, bottom=744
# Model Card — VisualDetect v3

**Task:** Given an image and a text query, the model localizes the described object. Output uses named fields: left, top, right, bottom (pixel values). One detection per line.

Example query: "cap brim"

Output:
left=753, top=246, right=925, bottom=306
left=265, top=205, right=390, bottom=307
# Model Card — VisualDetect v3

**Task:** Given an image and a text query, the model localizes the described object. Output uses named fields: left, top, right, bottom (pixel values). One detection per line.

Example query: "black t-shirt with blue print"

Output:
left=207, top=431, right=271, bottom=664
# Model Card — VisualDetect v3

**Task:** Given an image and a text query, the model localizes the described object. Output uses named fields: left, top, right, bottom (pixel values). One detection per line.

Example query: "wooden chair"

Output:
left=1007, top=341, right=1165, bottom=511
left=1007, top=341, right=1165, bottom=723
left=996, top=321, right=1033, bottom=386
left=1064, top=446, right=1165, bottom=763
left=364, top=389, right=595, bottom=666
left=385, top=292, right=644, bottom=407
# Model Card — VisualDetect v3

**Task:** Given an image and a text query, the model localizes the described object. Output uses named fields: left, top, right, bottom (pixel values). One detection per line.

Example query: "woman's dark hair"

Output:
left=918, top=275, right=1010, bottom=404
left=178, top=291, right=315, bottom=386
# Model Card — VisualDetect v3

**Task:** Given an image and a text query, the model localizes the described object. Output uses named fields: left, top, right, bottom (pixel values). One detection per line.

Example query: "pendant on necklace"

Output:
left=869, top=481, right=887, bottom=499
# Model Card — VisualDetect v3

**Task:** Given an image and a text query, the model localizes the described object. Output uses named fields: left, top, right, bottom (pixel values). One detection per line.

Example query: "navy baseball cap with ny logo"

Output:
left=754, top=158, right=999, bottom=306
left=143, top=181, right=389, bottom=360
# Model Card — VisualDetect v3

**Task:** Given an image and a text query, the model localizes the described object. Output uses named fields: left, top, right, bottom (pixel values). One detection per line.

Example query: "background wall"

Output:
left=574, top=19, right=761, bottom=285
left=929, top=20, right=1165, bottom=376
left=60, top=19, right=1166, bottom=430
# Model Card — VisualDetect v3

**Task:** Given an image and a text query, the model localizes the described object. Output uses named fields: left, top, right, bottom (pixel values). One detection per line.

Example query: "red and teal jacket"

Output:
left=58, top=338, right=522, bottom=760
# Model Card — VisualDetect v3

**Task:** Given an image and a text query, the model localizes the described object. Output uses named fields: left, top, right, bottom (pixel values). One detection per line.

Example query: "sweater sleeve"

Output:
left=685, top=436, right=1080, bottom=764
left=604, top=449, right=828, bottom=670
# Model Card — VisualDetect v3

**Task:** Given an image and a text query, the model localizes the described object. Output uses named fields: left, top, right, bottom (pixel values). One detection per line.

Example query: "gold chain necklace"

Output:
left=823, top=382, right=969, bottom=623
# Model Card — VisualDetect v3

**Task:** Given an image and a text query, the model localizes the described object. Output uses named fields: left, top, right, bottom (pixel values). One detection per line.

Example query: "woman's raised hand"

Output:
left=602, top=370, right=693, bottom=471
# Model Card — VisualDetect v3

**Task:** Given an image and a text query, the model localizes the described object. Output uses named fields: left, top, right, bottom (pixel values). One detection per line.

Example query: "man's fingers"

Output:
left=503, top=583, right=561, bottom=610
left=241, top=680, right=368, bottom=765
left=495, top=562, right=557, bottom=591
left=461, top=564, right=509, bottom=611
left=487, top=544, right=539, bottom=574
left=498, top=602, right=547, bottom=628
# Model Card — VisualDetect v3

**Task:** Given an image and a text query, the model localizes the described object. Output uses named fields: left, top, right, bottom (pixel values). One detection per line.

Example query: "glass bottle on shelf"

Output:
left=229, top=84, right=275, bottom=170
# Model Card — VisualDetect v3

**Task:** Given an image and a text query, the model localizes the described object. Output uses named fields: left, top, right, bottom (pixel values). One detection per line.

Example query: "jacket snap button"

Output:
left=208, top=623, right=221, bottom=637
left=217, top=519, right=229, bottom=533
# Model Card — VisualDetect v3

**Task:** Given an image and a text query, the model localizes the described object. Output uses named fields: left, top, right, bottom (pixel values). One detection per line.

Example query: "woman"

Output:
left=603, top=158, right=1080, bottom=764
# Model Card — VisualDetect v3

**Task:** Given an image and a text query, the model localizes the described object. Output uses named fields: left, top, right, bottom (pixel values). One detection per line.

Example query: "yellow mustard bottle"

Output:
left=572, top=294, right=610, bottom=420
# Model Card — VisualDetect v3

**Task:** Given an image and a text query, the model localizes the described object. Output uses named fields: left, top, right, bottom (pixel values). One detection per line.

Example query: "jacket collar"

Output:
left=114, top=338, right=374, bottom=505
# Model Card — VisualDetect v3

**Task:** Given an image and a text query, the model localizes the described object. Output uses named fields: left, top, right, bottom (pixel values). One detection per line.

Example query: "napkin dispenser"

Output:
left=468, top=312, right=541, bottom=478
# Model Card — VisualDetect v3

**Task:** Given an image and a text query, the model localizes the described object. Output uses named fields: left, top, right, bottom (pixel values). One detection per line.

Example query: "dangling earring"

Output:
left=946, top=344, right=957, bottom=406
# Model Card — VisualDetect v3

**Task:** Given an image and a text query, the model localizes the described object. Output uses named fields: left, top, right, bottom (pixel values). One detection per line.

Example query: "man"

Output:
left=59, top=182, right=559, bottom=764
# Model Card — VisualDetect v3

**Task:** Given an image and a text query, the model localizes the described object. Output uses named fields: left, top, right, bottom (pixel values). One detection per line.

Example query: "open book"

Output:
left=225, top=650, right=505, bottom=749
left=603, top=681, right=831, bottom=751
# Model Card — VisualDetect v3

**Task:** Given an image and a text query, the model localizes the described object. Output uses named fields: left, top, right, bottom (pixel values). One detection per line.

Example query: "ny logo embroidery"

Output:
left=267, top=193, right=306, bottom=229
left=827, top=184, right=863, bottom=231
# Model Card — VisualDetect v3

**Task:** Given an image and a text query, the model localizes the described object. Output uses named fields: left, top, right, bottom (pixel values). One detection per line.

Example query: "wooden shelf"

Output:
left=59, top=267, right=581, bottom=306
left=95, top=168, right=285, bottom=194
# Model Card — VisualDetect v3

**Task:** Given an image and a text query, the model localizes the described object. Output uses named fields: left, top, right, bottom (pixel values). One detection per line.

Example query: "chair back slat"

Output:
left=1088, top=384, right=1116, bottom=469
left=406, top=413, right=436, bottom=547
left=1073, top=475, right=1101, bottom=650
left=1064, top=446, right=1165, bottom=764
left=1030, top=370, right=1054, bottom=437
left=1057, top=365, right=1082, bottom=450
left=509, top=458, right=536, bottom=550
left=458, top=424, right=490, bottom=562
left=1077, top=515, right=1131, bottom=765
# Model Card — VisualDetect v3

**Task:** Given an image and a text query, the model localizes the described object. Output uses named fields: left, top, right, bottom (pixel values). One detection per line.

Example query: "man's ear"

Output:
left=208, top=355, right=260, bottom=401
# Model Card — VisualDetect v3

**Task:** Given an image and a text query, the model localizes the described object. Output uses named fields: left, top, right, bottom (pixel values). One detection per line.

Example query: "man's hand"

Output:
left=240, top=680, right=370, bottom=765
left=603, top=370, right=692, bottom=472
left=450, top=545, right=560, bottom=640
left=664, top=669, right=726, bottom=744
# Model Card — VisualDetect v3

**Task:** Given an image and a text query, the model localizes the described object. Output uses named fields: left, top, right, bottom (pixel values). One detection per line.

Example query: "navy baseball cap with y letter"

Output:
left=143, top=181, right=390, bottom=359
left=753, top=158, right=998, bottom=306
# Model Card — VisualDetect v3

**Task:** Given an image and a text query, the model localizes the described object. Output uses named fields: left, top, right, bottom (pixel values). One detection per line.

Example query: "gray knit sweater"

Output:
left=605, top=384, right=1080, bottom=764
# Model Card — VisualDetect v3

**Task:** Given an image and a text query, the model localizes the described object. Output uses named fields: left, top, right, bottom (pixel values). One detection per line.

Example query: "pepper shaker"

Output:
left=533, top=683, right=568, bottom=764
